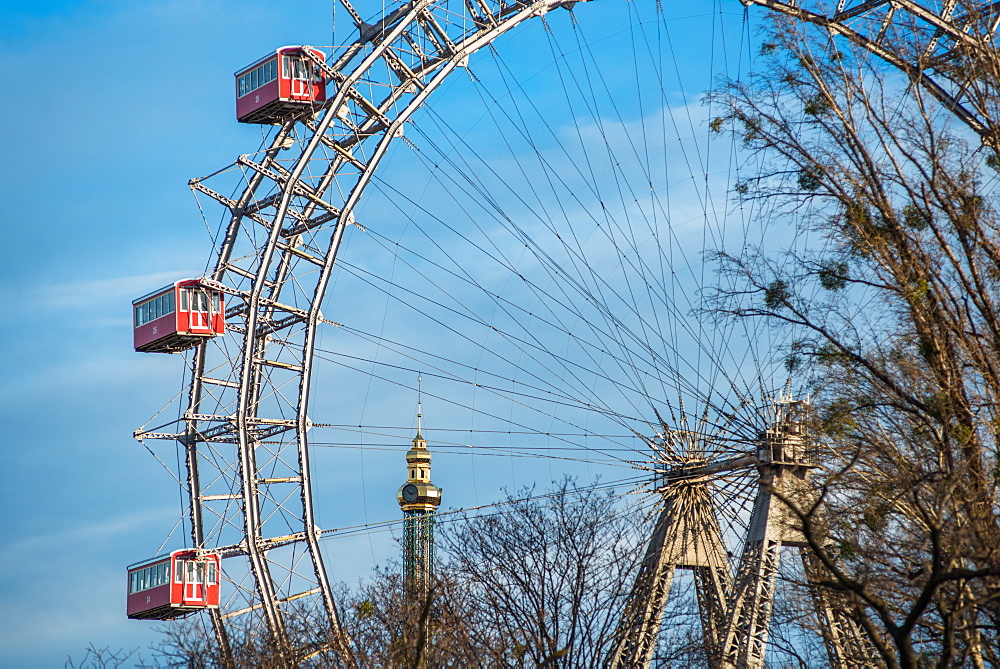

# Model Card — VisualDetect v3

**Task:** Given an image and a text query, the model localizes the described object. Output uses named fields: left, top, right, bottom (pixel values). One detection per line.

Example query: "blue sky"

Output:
left=0, top=0, right=764, bottom=664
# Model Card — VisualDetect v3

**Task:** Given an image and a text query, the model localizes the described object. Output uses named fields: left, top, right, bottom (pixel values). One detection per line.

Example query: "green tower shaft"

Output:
left=402, top=509, right=436, bottom=588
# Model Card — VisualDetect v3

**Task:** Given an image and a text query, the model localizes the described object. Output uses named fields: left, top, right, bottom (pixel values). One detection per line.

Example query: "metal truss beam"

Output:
left=800, top=549, right=884, bottom=668
left=159, top=0, right=593, bottom=663
left=720, top=403, right=816, bottom=669
left=718, top=402, right=885, bottom=669
left=742, top=0, right=1000, bottom=145
left=608, top=481, right=731, bottom=667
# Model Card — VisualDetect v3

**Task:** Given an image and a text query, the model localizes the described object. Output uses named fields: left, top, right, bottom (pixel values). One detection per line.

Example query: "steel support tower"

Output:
left=608, top=452, right=750, bottom=668
left=610, top=401, right=881, bottom=668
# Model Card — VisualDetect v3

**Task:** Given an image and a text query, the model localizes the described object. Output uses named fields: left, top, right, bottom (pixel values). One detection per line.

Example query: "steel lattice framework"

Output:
left=133, top=0, right=1000, bottom=665
left=402, top=510, right=436, bottom=589
left=743, top=0, right=1000, bottom=145
left=135, top=0, right=602, bottom=663
left=608, top=403, right=882, bottom=668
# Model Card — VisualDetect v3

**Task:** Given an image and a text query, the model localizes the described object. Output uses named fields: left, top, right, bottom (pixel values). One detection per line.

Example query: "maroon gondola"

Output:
left=235, top=46, right=327, bottom=124
left=132, top=279, right=226, bottom=353
left=127, top=550, right=221, bottom=620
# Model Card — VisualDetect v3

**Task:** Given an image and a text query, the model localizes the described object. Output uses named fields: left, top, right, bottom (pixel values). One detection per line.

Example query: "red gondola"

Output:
left=132, top=279, right=226, bottom=353
left=235, top=46, right=327, bottom=124
left=126, top=550, right=221, bottom=620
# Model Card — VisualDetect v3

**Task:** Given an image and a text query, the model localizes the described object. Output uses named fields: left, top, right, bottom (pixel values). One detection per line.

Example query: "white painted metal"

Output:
left=137, top=0, right=594, bottom=663
left=134, top=0, right=1000, bottom=663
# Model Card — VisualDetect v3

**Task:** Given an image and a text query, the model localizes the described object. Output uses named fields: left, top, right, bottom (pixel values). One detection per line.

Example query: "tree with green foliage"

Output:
left=708, top=15, right=1000, bottom=668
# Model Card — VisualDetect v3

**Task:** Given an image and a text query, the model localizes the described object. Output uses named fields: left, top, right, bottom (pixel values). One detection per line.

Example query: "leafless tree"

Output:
left=65, top=644, right=141, bottom=669
left=707, top=14, right=1000, bottom=668
left=151, top=601, right=349, bottom=668
left=152, top=617, right=219, bottom=668
left=435, top=477, right=703, bottom=668
left=338, top=567, right=505, bottom=667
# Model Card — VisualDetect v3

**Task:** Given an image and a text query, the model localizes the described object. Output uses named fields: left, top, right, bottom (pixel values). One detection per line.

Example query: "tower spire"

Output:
left=398, top=378, right=441, bottom=595
left=415, top=375, right=423, bottom=442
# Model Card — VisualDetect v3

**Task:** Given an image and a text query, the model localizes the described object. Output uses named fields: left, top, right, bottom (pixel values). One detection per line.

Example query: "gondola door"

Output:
left=186, top=288, right=211, bottom=332
left=289, top=54, right=311, bottom=100
left=182, top=559, right=206, bottom=605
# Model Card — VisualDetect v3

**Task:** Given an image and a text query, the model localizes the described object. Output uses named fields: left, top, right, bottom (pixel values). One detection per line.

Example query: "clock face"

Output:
left=402, top=484, right=419, bottom=502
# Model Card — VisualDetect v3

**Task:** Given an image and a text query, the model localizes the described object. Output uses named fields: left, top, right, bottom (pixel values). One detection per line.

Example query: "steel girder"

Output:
left=136, top=0, right=592, bottom=663
left=801, top=549, right=885, bottom=669
left=608, top=406, right=881, bottom=669
left=717, top=405, right=881, bottom=669
left=741, top=0, right=1000, bottom=145
left=132, top=0, right=1000, bottom=663
left=607, top=481, right=732, bottom=667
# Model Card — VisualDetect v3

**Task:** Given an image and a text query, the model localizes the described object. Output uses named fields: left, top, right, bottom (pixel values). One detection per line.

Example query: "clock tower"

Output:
left=397, top=398, right=442, bottom=593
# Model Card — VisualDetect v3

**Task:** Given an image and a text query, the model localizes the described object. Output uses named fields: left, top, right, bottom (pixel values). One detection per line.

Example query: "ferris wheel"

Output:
left=130, top=0, right=1000, bottom=665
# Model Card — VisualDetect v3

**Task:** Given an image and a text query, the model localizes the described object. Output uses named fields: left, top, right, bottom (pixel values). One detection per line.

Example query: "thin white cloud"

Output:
left=0, top=506, right=176, bottom=560
left=31, top=270, right=199, bottom=311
